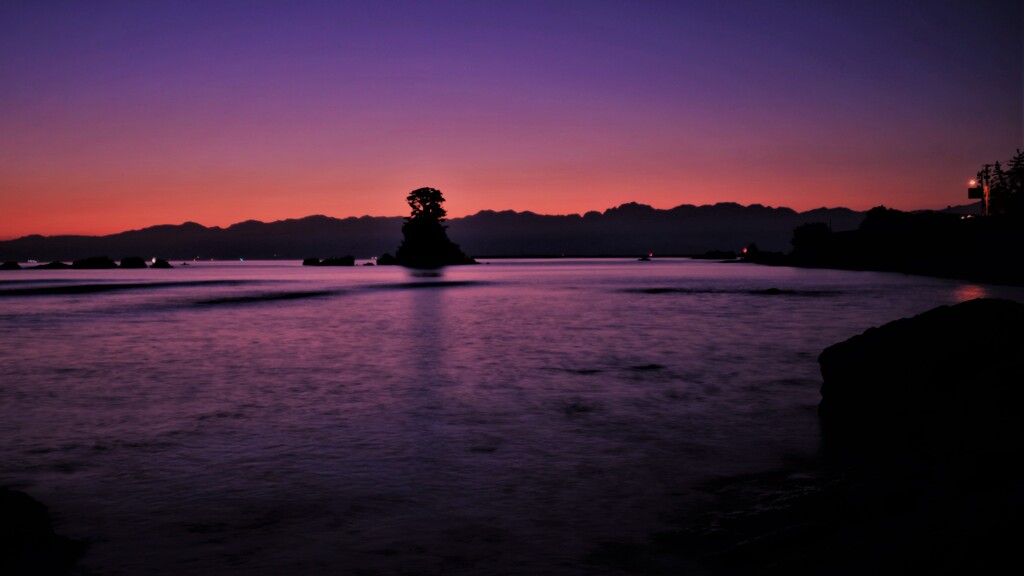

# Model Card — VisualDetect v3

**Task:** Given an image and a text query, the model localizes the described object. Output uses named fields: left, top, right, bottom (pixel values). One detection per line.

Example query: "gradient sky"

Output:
left=1, top=0, right=1021, bottom=238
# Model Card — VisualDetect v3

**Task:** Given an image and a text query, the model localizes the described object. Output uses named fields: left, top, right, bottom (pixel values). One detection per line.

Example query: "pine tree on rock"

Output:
left=395, top=187, right=476, bottom=268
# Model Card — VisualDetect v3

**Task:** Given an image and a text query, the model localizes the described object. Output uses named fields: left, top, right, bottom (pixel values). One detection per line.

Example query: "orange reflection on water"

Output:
left=954, top=284, right=988, bottom=302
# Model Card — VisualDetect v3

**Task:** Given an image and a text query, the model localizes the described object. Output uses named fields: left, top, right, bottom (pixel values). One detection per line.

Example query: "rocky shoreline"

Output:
left=588, top=298, right=1024, bottom=575
left=1, top=256, right=174, bottom=270
left=0, top=488, right=86, bottom=575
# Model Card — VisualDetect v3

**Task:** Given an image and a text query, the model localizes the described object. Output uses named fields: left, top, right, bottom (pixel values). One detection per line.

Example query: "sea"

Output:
left=2, top=258, right=1022, bottom=575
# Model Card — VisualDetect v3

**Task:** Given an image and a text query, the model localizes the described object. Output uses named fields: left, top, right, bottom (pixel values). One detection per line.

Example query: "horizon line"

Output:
left=2, top=199, right=978, bottom=242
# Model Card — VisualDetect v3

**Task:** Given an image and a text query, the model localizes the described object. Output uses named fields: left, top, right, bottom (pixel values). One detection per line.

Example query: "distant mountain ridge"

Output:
left=1, top=202, right=873, bottom=261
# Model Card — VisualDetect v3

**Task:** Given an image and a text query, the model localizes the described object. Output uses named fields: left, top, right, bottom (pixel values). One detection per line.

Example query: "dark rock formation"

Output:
left=150, top=259, right=173, bottom=269
left=819, top=298, right=1024, bottom=455
left=119, top=256, right=148, bottom=268
left=610, top=299, right=1024, bottom=575
left=319, top=256, right=355, bottom=266
left=0, top=488, right=84, bottom=575
left=302, top=256, right=355, bottom=266
left=71, top=256, right=117, bottom=269
left=1, top=261, right=20, bottom=270
left=395, top=187, right=476, bottom=268
left=810, top=298, right=1024, bottom=574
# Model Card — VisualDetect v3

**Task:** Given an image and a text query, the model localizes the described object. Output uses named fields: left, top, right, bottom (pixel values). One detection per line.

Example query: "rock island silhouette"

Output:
left=394, top=187, right=477, bottom=268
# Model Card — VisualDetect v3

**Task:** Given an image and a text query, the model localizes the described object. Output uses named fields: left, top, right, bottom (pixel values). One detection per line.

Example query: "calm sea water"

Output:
left=2, top=259, right=1021, bottom=575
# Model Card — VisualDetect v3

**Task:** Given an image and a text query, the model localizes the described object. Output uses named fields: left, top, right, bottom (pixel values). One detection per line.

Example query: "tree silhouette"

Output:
left=790, top=221, right=832, bottom=263
left=978, top=153, right=1023, bottom=216
left=395, top=187, right=476, bottom=268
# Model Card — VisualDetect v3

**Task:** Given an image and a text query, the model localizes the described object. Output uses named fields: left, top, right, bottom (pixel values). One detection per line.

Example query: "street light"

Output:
left=967, top=179, right=986, bottom=215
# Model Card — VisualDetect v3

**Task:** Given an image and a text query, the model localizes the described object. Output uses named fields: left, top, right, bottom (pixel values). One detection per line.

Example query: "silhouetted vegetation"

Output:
left=71, top=256, right=117, bottom=269
left=394, top=187, right=476, bottom=268
left=976, top=149, right=1024, bottom=216
left=743, top=202, right=1024, bottom=284
left=376, top=253, right=397, bottom=265
left=789, top=222, right=832, bottom=264
left=119, top=256, right=147, bottom=268
left=740, top=242, right=787, bottom=265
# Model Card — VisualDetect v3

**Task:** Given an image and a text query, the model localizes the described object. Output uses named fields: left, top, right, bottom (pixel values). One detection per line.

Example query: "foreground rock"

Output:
left=1, top=261, right=20, bottom=270
left=119, top=256, right=148, bottom=268
left=72, top=256, right=117, bottom=269
left=591, top=298, right=1024, bottom=575
left=819, top=297, right=1024, bottom=456
left=0, top=488, right=85, bottom=575
left=812, top=298, right=1024, bottom=574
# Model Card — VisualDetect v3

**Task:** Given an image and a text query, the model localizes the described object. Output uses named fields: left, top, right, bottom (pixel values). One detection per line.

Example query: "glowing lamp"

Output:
left=968, top=179, right=977, bottom=186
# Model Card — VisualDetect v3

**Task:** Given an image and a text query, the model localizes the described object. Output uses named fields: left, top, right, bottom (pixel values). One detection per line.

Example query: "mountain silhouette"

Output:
left=0, top=203, right=870, bottom=261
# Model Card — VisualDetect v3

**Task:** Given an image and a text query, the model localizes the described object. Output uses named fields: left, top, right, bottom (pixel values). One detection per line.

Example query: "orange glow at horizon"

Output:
left=2, top=2, right=1019, bottom=241
left=0, top=160, right=981, bottom=240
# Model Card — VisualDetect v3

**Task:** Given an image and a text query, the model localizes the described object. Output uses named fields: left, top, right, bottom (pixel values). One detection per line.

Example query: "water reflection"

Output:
left=408, top=269, right=445, bottom=279
left=954, top=284, right=988, bottom=302
left=6, top=260, right=1022, bottom=575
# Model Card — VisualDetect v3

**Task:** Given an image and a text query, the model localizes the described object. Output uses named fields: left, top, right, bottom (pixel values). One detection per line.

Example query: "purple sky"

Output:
left=1, top=0, right=1021, bottom=238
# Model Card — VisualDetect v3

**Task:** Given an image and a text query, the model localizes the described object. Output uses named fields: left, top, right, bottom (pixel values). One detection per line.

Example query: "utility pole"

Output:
left=967, top=164, right=991, bottom=216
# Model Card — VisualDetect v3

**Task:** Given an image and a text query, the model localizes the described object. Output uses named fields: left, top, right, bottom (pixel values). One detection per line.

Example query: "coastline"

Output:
left=740, top=253, right=1024, bottom=287
left=589, top=297, right=1024, bottom=575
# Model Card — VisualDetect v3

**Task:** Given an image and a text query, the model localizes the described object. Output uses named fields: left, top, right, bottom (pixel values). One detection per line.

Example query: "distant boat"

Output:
left=638, top=252, right=653, bottom=261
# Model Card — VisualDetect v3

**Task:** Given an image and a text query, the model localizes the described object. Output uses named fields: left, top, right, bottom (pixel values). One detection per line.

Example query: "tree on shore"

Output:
left=976, top=150, right=1023, bottom=216
left=394, top=187, right=476, bottom=268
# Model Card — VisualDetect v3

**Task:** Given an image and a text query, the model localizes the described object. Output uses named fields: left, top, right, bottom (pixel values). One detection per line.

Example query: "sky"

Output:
left=1, top=0, right=1021, bottom=238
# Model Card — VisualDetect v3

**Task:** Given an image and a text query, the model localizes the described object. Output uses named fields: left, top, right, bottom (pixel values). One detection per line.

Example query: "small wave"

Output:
left=625, top=287, right=839, bottom=297
left=196, top=410, right=247, bottom=421
left=749, top=288, right=839, bottom=297
left=0, top=280, right=249, bottom=297
left=194, top=290, right=339, bottom=306
left=0, top=279, right=85, bottom=286
left=368, top=280, right=486, bottom=291
left=561, top=399, right=599, bottom=415
left=558, top=368, right=604, bottom=375
left=629, top=364, right=666, bottom=372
